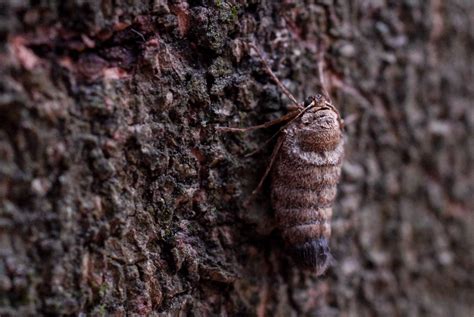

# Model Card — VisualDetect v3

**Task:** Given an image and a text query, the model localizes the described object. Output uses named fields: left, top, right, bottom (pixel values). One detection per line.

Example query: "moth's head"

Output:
left=300, top=108, right=340, bottom=131
left=301, top=94, right=341, bottom=128
left=296, top=95, right=342, bottom=151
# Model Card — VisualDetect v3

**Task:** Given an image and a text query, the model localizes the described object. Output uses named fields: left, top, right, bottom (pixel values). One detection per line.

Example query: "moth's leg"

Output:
left=287, top=104, right=302, bottom=111
left=243, top=135, right=284, bottom=207
left=244, top=100, right=315, bottom=157
left=248, top=43, right=303, bottom=110
left=216, top=110, right=299, bottom=133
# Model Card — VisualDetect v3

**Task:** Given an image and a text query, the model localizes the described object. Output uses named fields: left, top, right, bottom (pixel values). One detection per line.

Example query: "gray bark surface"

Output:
left=1, top=1, right=473, bottom=316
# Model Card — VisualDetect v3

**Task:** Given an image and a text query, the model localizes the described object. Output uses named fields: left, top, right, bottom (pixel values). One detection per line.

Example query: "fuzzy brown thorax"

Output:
left=292, top=107, right=342, bottom=152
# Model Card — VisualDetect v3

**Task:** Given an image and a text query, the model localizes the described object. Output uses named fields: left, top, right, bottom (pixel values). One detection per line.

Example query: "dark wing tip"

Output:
left=289, top=238, right=332, bottom=275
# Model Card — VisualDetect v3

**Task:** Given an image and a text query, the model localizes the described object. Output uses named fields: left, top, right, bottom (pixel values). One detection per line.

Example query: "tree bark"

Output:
left=1, top=0, right=473, bottom=316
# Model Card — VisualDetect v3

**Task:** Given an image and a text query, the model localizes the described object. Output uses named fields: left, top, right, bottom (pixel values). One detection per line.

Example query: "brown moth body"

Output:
left=271, top=95, right=344, bottom=275
left=217, top=44, right=344, bottom=275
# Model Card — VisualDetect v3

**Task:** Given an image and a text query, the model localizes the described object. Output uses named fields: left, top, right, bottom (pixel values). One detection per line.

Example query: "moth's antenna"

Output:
left=244, top=100, right=314, bottom=157
left=248, top=43, right=303, bottom=109
left=216, top=110, right=299, bottom=133
left=316, top=39, right=344, bottom=128
left=316, top=38, right=331, bottom=100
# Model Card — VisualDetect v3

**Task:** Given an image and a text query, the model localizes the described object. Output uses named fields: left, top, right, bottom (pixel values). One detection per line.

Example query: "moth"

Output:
left=219, top=44, right=344, bottom=275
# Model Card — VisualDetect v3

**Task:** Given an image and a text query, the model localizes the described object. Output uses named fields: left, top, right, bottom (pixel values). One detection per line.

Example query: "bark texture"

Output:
left=1, top=1, right=473, bottom=316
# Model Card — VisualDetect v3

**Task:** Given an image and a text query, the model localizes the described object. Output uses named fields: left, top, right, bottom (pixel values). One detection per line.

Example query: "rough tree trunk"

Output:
left=1, top=1, right=473, bottom=316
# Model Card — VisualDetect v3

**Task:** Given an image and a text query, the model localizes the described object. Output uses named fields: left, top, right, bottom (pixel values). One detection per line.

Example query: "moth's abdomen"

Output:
left=272, top=151, right=341, bottom=244
left=271, top=108, right=343, bottom=274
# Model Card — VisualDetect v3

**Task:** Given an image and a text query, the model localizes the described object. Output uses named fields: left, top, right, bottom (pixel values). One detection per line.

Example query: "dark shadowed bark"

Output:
left=1, top=1, right=473, bottom=316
